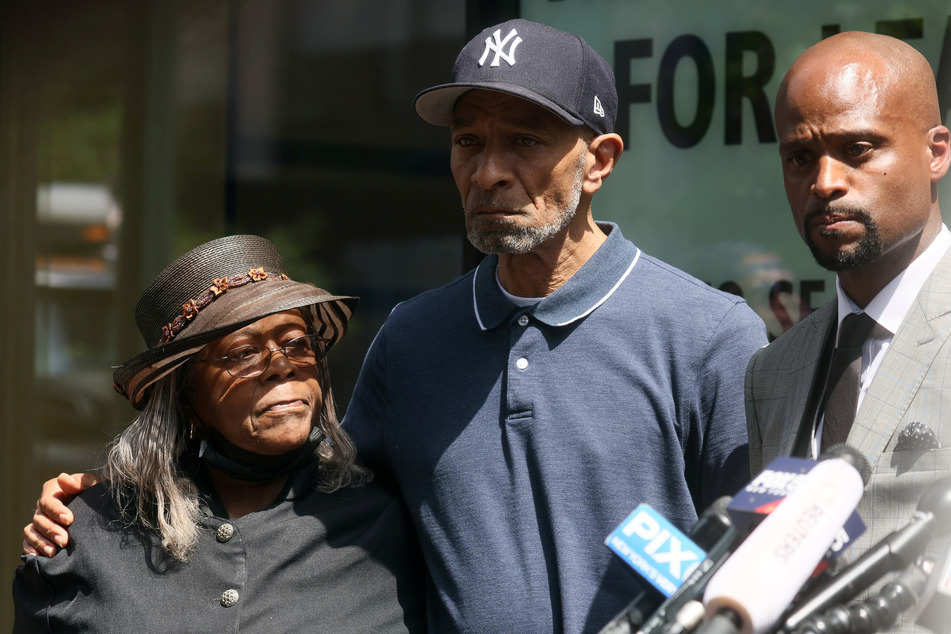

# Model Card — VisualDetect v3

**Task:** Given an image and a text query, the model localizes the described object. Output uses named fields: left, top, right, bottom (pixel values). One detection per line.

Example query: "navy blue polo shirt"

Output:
left=345, top=222, right=767, bottom=633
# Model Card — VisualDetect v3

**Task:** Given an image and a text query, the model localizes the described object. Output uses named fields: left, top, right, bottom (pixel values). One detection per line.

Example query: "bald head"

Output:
left=777, top=31, right=940, bottom=131
left=773, top=31, right=951, bottom=305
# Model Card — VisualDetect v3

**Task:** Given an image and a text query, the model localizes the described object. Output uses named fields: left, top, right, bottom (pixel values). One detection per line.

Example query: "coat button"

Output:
left=517, top=315, right=529, bottom=326
left=220, top=589, right=239, bottom=607
left=216, top=523, right=235, bottom=542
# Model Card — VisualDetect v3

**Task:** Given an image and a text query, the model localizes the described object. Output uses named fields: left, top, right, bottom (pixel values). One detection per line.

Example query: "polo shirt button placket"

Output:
left=514, top=314, right=530, bottom=370
left=506, top=311, right=535, bottom=424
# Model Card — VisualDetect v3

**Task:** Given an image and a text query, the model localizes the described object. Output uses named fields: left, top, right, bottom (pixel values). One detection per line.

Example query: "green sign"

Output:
left=523, top=0, right=951, bottom=339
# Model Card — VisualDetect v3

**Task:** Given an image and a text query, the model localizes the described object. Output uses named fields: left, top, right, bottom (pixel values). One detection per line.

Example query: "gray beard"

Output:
left=465, top=153, right=586, bottom=255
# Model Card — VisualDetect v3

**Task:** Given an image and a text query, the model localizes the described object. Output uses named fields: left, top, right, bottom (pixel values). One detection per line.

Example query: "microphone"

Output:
left=727, top=445, right=868, bottom=569
left=661, top=600, right=707, bottom=634
left=600, top=498, right=735, bottom=634
left=633, top=446, right=866, bottom=634
left=632, top=499, right=739, bottom=634
left=791, top=557, right=934, bottom=634
left=700, top=451, right=870, bottom=634
left=779, top=475, right=951, bottom=633
left=917, top=537, right=951, bottom=633
left=598, top=589, right=663, bottom=634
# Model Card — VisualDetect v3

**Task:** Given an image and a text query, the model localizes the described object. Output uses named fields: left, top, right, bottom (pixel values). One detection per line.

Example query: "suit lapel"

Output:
left=850, top=251, right=951, bottom=464
left=751, top=301, right=836, bottom=462
left=787, top=302, right=837, bottom=458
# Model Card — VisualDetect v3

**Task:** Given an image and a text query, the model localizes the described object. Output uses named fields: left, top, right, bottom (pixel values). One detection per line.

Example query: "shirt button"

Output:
left=216, top=523, right=235, bottom=543
left=516, top=358, right=529, bottom=370
left=517, top=315, right=529, bottom=326
left=220, top=589, right=239, bottom=607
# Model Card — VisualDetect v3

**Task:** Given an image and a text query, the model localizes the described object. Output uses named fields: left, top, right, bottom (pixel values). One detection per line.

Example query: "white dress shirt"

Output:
left=814, top=224, right=951, bottom=454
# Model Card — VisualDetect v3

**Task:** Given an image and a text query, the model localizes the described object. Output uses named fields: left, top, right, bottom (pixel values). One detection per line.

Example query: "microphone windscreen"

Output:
left=703, top=457, right=865, bottom=634
left=819, top=443, right=871, bottom=486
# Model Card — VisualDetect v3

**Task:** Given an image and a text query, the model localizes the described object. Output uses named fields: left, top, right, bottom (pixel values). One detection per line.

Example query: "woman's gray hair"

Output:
left=102, top=347, right=369, bottom=562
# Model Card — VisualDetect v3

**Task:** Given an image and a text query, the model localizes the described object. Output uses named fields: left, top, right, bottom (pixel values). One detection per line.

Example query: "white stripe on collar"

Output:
left=473, top=259, right=488, bottom=331
left=553, top=247, right=641, bottom=327
left=472, top=246, right=643, bottom=331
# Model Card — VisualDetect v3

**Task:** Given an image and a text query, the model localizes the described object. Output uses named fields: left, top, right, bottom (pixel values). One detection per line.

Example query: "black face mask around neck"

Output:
left=198, top=425, right=325, bottom=482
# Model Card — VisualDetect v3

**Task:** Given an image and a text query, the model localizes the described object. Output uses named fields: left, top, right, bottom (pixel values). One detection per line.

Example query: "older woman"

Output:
left=13, top=235, right=425, bottom=632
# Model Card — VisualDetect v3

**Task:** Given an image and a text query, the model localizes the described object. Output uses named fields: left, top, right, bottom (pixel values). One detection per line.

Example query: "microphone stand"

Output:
left=788, top=558, right=934, bottom=634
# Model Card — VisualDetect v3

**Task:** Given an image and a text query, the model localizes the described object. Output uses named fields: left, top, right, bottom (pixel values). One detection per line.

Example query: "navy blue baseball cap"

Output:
left=415, top=19, right=618, bottom=135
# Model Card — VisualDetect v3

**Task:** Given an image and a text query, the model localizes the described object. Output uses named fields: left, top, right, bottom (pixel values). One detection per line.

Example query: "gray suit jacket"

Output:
left=746, top=250, right=951, bottom=618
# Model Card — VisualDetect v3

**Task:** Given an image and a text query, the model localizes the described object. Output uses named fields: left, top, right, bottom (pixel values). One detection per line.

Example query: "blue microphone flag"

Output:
left=605, top=503, right=706, bottom=597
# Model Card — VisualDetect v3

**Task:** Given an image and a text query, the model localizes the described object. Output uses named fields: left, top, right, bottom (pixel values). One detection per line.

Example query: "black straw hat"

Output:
left=414, top=19, right=617, bottom=135
left=113, top=235, right=357, bottom=409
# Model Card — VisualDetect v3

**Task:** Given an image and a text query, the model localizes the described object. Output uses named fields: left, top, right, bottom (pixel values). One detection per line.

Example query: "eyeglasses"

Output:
left=204, top=334, right=327, bottom=378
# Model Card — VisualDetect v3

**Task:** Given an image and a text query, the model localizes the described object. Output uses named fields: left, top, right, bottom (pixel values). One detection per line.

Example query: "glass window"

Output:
left=0, top=3, right=465, bottom=627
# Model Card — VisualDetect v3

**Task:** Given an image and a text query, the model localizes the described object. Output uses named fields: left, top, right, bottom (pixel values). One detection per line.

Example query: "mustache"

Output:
left=464, top=198, right=523, bottom=214
left=804, top=205, right=871, bottom=228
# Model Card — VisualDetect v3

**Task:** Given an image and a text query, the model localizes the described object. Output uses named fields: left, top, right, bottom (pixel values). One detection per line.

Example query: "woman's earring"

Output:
left=189, top=423, right=197, bottom=441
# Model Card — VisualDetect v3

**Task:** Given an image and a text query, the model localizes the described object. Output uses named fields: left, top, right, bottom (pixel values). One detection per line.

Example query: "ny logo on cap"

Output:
left=479, top=28, right=522, bottom=67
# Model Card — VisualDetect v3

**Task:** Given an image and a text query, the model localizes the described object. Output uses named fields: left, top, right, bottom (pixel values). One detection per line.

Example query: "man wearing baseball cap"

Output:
left=346, top=19, right=767, bottom=632
left=27, top=18, right=767, bottom=634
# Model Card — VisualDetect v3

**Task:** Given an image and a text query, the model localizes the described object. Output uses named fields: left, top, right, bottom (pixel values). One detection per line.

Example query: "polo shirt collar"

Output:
left=472, top=222, right=641, bottom=330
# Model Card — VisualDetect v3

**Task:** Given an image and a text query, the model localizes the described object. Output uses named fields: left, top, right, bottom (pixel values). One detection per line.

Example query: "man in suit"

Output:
left=746, top=30, right=951, bottom=627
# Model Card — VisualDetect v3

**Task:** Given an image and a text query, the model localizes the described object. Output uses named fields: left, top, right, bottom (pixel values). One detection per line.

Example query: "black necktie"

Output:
left=821, top=312, right=877, bottom=449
